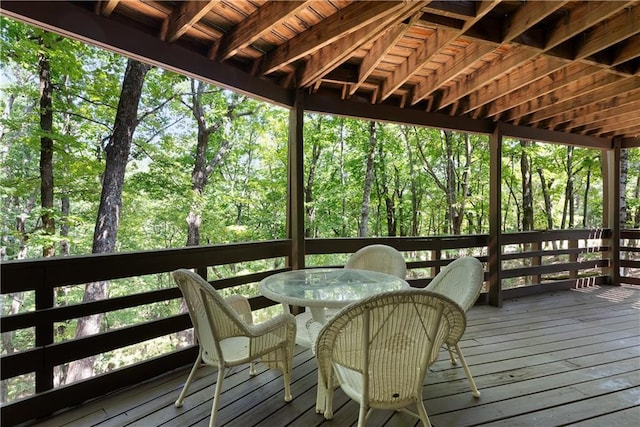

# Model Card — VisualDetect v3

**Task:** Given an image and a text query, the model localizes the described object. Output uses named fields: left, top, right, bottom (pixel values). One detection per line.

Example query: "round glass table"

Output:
left=259, top=268, right=410, bottom=346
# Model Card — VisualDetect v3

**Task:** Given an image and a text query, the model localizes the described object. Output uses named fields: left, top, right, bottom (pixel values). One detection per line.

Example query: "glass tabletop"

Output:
left=259, top=268, right=409, bottom=309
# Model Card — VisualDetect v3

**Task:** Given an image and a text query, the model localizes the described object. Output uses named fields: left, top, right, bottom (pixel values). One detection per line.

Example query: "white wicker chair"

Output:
left=313, top=289, right=466, bottom=427
left=172, top=269, right=296, bottom=427
left=345, top=244, right=407, bottom=279
left=424, top=256, right=483, bottom=397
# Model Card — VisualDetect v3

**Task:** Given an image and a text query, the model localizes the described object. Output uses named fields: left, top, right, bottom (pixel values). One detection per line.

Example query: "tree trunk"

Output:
left=633, top=174, right=640, bottom=228
left=520, top=140, right=534, bottom=232
left=582, top=165, right=591, bottom=228
left=359, top=121, right=376, bottom=237
left=305, top=119, right=322, bottom=238
left=38, top=38, right=55, bottom=257
left=620, top=148, right=628, bottom=227
left=65, top=59, right=150, bottom=384
left=404, top=127, right=420, bottom=236
left=339, top=119, right=347, bottom=237
left=537, top=168, right=554, bottom=230
left=561, top=146, right=574, bottom=229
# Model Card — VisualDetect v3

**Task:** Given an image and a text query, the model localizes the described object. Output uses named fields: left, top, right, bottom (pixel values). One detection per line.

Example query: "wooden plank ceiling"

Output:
left=2, top=1, right=639, bottom=145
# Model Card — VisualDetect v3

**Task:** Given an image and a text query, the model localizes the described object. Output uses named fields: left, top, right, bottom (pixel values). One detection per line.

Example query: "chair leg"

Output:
left=416, top=399, right=432, bottom=427
left=175, top=349, right=202, bottom=407
left=208, top=366, right=226, bottom=427
left=446, top=343, right=458, bottom=365
left=455, top=343, right=480, bottom=398
left=283, top=369, right=293, bottom=402
left=357, top=404, right=368, bottom=427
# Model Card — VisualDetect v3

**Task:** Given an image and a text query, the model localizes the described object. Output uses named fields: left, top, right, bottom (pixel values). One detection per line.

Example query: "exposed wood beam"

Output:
left=463, top=56, right=567, bottom=115
left=379, top=27, right=458, bottom=101
left=411, top=41, right=495, bottom=105
left=450, top=0, right=631, bottom=114
left=501, top=70, right=625, bottom=123
left=433, top=0, right=568, bottom=110
left=590, top=118, right=640, bottom=137
left=419, top=1, right=636, bottom=74
left=304, top=91, right=494, bottom=135
left=437, top=45, right=538, bottom=110
left=544, top=1, right=633, bottom=49
left=575, top=4, right=640, bottom=59
left=99, top=0, right=120, bottom=17
left=521, top=78, right=640, bottom=125
left=621, top=137, right=640, bottom=148
left=260, top=1, right=403, bottom=76
left=381, top=1, right=499, bottom=102
left=613, top=34, right=640, bottom=66
left=544, top=90, right=640, bottom=128
left=162, top=1, right=219, bottom=43
left=483, top=63, right=602, bottom=118
left=350, top=21, right=411, bottom=96
left=300, top=1, right=427, bottom=88
left=218, top=0, right=311, bottom=60
left=576, top=111, right=640, bottom=134
left=560, top=102, right=640, bottom=132
left=424, top=1, right=476, bottom=20
left=499, top=122, right=609, bottom=148
left=503, top=0, right=569, bottom=43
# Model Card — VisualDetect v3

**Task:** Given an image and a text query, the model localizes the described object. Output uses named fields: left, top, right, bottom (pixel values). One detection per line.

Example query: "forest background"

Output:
left=1, top=18, right=639, bottom=400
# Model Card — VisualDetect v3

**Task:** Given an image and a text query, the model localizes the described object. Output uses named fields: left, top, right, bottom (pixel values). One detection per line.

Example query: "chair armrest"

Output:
left=248, top=312, right=296, bottom=336
left=225, top=294, right=253, bottom=324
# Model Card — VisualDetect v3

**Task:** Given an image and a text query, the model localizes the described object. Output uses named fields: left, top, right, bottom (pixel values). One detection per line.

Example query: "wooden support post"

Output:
left=532, top=240, right=541, bottom=285
left=35, top=274, right=54, bottom=393
left=488, top=125, right=503, bottom=306
left=287, top=90, right=305, bottom=270
left=569, top=239, right=578, bottom=281
left=602, top=139, right=621, bottom=285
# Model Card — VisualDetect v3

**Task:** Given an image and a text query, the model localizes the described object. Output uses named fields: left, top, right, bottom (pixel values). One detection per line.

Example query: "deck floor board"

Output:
left=27, top=285, right=640, bottom=427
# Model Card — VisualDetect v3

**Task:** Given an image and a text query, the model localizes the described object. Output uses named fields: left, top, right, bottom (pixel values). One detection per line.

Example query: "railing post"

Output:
left=488, top=124, right=503, bottom=306
left=287, top=89, right=305, bottom=270
left=569, top=239, right=578, bottom=281
left=35, top=268, right=54, bottom=393
left=603, top=139, right=621, bottom=285
left=532, top=240, right=541, bottom=285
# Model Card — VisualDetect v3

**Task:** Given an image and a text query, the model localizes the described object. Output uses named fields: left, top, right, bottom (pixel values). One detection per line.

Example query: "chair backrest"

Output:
left=424, top=256, right=483, bottom=313
left=315, top=289, right=465, bottom=408
left=172, top=269, right=250, bottom=364
left=345, top=244, right=407, bottom=278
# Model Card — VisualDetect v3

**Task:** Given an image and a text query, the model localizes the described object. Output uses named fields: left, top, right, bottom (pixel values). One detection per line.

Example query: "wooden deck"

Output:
left=28, top=286, right=640, bottom=427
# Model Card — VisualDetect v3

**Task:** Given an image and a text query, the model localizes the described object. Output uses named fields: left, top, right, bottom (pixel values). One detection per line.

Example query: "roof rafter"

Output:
left=161, top=0, right=220, bottom=43
left=379, top=0, right=499, bottom=102
left=300, top=1, right=427, bottom=88
left=484, top=62, right=601, bottom=118
left=260, top=1, right=403, bottom=76
left=521, top=78, right=640, bottom=125
left=545, top=90, right=640, bottom=129
left=349, top=19, right=413, bottom=96
left=217, top=0, right=312, bottom=61
left=439, top=0, right=634, bottom=112
left=575, top=3, right=640, bottom=58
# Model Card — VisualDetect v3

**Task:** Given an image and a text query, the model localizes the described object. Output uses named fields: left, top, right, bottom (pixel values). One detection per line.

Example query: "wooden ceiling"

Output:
left=2, top=1, right=639, bottom=146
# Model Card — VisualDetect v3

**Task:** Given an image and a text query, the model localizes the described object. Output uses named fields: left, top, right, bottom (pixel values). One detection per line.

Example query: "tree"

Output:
left=65, top=59, right=151, bottom=384
left=359, top=121, right=376, bottom=237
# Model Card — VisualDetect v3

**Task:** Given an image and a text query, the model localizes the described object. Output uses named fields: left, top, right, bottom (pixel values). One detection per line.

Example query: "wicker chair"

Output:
left=313, top=289, right=466, bottom=427
left=172, top=269, right=296, bottom=427
left=345, top=244, right=407, bottom=279
left=424, top=256, right=483, bottom=397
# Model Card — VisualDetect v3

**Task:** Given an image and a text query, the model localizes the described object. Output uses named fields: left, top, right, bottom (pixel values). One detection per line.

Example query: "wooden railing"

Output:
left=1, top=229, right=632, bottom=425
left=621, top=229, right=640, bottom=286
